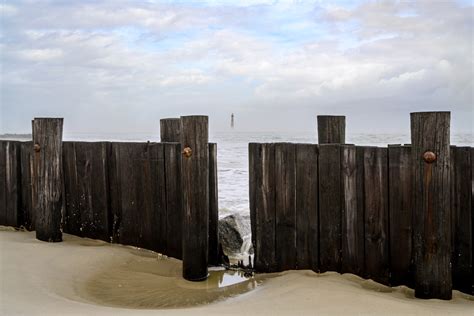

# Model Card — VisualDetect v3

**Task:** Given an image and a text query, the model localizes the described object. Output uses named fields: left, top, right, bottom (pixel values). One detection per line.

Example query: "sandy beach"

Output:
left=0, top=227, right=472, bottom=315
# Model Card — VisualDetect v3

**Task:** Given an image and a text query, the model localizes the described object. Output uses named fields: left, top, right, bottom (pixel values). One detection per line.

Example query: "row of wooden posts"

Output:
left=250, top=112, right=473, bottom=300
left=0, top=116, right=216, bottom=282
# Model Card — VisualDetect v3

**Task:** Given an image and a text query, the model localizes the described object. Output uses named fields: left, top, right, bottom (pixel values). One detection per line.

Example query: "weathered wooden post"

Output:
left=317, top=115, right=346, bottom=144
left=411, top=111, right=452, bottom=300
left=160, top=118, right=181, bottom=142
left=161, top=117, right=219, bottom=265
left=32, top=118, right=64, bottom=242
left=180, top=115, right=209, bottom=281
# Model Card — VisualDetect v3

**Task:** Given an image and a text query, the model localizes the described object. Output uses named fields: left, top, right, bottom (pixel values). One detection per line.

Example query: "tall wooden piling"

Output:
left=411, top=111, right=452, bottom=300
left=160, top=117, right=219, bottom=265
left=181, top=115, right=209, bottom=281
left=161, top=118, right=181, bottom=142
left=317, top=116, right=346, bottom=144
left=32, top=118, right=64, bottom=242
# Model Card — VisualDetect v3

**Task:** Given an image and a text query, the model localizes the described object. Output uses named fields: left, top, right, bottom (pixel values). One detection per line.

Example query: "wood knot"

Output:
left=33, top=143, right=41, bottom=152
left=422, top=151, right=436, bottom=163
left=182, top=147, right=192, bottom=158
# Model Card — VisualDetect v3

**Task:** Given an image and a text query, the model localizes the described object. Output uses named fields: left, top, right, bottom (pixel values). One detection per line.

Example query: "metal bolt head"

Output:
left=33, top=144, right=41, bottom=152
left=423, top=151, right=436, bottom=163
left=182, top=147, right=192, bottom=158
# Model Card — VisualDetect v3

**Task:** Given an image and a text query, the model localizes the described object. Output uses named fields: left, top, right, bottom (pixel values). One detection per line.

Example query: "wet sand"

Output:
left=1, top=228, right=473, bottom=315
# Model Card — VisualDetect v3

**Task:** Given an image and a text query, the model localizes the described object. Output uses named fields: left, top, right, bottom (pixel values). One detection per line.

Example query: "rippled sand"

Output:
left=1, top=228, right=473, bottom=315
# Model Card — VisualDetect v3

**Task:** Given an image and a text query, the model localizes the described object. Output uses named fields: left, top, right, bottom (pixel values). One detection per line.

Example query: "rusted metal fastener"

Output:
left=33, top=144, right=41, bottom=152
left=423, top=151, right=436, bottom=163
left=182, top=147, right=192, bottom=158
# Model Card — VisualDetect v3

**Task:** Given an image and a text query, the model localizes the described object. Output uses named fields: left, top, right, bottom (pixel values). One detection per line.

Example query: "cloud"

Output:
left=0, top=0, right=472, bottom=133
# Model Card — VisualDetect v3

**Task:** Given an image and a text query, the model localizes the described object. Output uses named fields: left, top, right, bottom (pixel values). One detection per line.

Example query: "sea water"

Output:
left=211, top=131, right=473, bottom=218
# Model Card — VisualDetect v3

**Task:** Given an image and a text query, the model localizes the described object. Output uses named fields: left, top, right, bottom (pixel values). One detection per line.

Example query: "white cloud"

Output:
left=0, top=0, right=472, bottom=133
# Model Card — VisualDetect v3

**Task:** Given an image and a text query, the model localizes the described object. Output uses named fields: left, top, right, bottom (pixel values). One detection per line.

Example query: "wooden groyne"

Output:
left=249, top=112, right=473, bottom=299
left=0, top=116, right=218, bottom=281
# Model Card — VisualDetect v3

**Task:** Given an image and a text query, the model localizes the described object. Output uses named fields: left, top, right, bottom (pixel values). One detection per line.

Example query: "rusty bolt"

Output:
left=182, top=147, right=192, bottom=158
left=423, top=151, right=436, bottom=163
left=33, top=144, right=41, bottom=152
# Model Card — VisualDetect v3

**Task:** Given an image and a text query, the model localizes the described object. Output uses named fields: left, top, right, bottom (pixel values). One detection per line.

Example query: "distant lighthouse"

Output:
left=231, top=113, right=234, bottom=129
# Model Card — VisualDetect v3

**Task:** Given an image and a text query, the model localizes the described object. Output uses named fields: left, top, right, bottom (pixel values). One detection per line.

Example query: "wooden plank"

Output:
left=115, top=142, right=140, bottom=247
left=0, top=141, right=7, bottom=225
left=180, top=116, right=209, bottom=281
left=355, top=146, right=366, bottom=277
left=149, top=142, right=167, bottom=254
left=275, top=143, right=297, bottom=271
left=74, top=142, right=110, bottom=242
left=62, top=142, right=81, bottom=236
left=164, top=142, right=182, bottom=259
left=20, top=141, right=34, bottom=230
left=319, top=144, right=342, bottom=273
left=32, top=118, right=64, bottom=242
left=451, top=146, right=472, bottom=294
left=411, top=111, right=452, bottom=300
left=471, top=147, right=474, bottom=295
left=317, top=116, right=346, bottom=144
left=208, top=143, right=219, bottom=265
left=249, top=143, right=260, bottom=267
left=108, top=142, right=121, bottom=243
left=4, top=141, right=20, bottom=227
left=295, top=144, right=318, bottom=270
left=388, top=145, right=414, bottom=286
left=363, top=146, right=389, bottom=285
left=341, top=145, right=364, bottom=275
left=253, top=143, right=277, bottom=272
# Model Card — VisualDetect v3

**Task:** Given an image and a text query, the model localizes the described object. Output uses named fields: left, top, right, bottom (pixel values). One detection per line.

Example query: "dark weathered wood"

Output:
left=208, top=143, right=219, bottom=265
left=451, top=146, right=472, bottom=293
left=471, top=147, right=474, bottom=295
left=164, top=142, right=182, bottom=259
left=249, top=143, right=259, bottom=268
left=32, top=118, right=64, bottom=242
left=319, top=144, right=342, bottom=272
left=160, top=118, right=181, bottom=142
left=149, top=142, right=167, bottom=253
left=295, top=144, right=318, bottom=270
left=251, top=143, right=277, bottom=272
left=411, top=111, right=452, bottom=300
left=63, top=142, right=81, bottom=236
left=317, top=116, right=346, bottom=144
left=0, top=141, right=5, bottom=225
left=355, top=146, right=366, bottom=276
left=74, top=142, right=110, bottom=241
left=7, top=141, right=20, bottom=227
left=20, top=141, right=34, bottom=230
left=388, top=145, right=414, bottom=286
left=115, top=142, right=166, bottom=252
left=0, top=141, right=20, bottom=227
left=363, top=146, right=389, bottom=285
left=341, top=145, right=364, bottom=275
left=275, top=143, right=297, bottom=271
left=108, top=142, right=121, bottom=243
left=180, top=115, right=209, bottom=281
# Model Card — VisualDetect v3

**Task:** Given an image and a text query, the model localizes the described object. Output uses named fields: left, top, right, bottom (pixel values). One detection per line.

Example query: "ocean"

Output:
left=3, top=131, right=472, bottom=219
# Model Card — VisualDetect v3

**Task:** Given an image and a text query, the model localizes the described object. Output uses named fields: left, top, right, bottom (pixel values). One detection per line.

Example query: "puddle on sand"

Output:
left=75, top=252, right=268, bottom=309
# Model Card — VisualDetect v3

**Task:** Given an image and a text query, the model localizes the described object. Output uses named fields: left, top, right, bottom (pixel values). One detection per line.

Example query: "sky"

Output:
left=0, top=0, right=473, bottom=135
